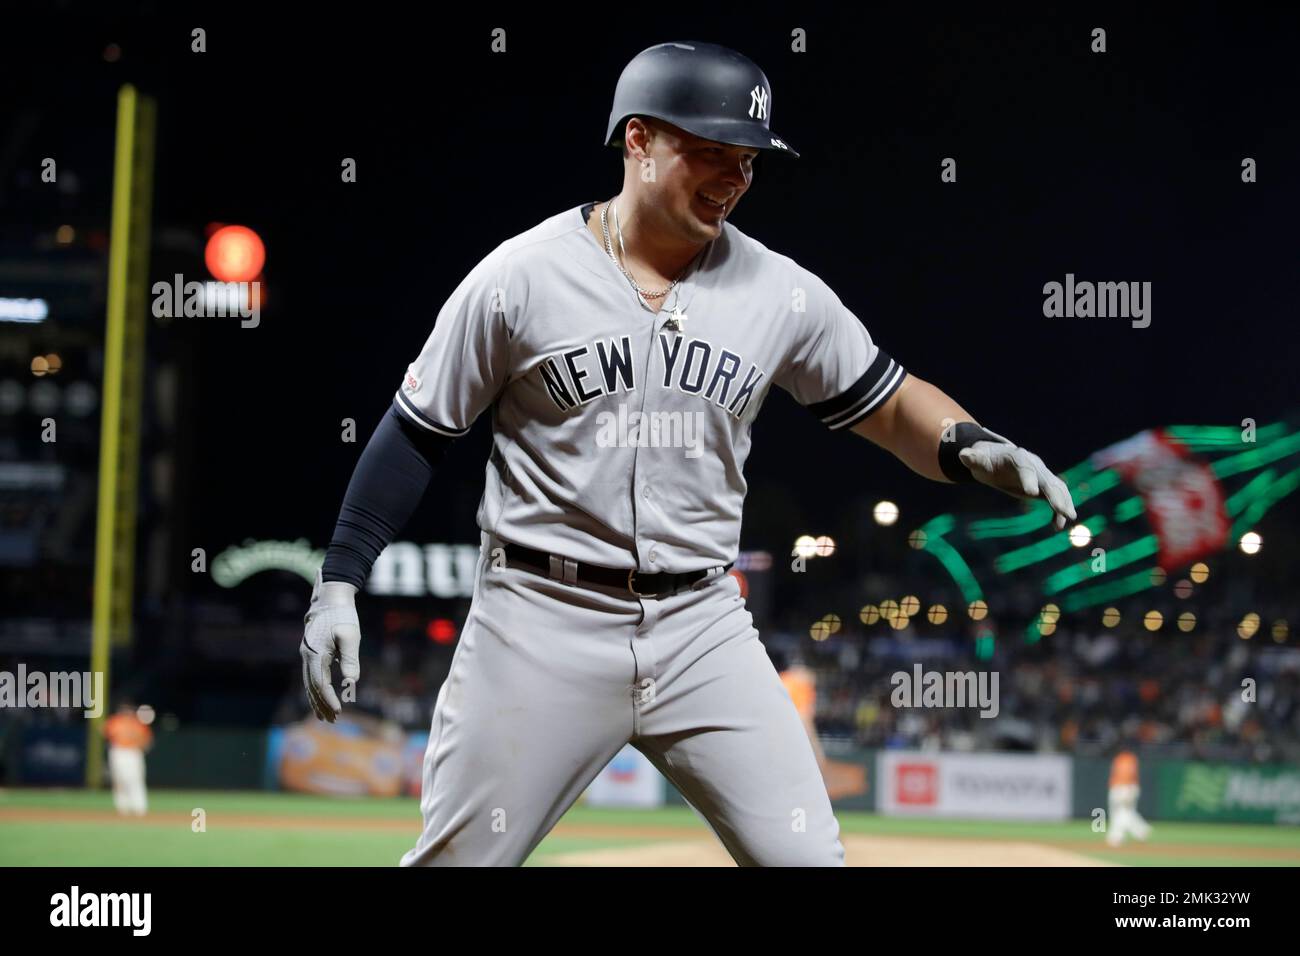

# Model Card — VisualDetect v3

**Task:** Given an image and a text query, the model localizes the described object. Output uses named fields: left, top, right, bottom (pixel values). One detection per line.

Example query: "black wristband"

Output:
left=938, top=422, right=1005, bottom=484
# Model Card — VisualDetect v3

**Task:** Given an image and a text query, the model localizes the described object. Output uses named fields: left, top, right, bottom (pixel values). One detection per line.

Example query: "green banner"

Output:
left=1159, top=762, right=1300, bottom=824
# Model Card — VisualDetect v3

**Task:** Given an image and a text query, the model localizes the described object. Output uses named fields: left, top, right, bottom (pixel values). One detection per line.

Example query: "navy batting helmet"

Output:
left=604, top=41, right=799, bottom=158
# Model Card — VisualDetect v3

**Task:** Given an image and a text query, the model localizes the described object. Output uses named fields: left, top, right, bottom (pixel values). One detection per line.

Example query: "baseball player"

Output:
left=1106, top=748, right=1152, bottom=846
left=104, top=701, right=152, bottom=816
left=301, top=40, right=1077, bottom=866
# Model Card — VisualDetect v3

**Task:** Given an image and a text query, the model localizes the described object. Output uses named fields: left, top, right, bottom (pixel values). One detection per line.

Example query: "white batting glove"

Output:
left=300, top=568, right=361, bottom=723
left=958, top=430, right=1078, bottom=531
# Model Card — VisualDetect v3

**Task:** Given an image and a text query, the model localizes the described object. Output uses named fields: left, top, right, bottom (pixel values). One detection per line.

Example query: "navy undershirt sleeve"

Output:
left=320, top=403, right=454, bottom=588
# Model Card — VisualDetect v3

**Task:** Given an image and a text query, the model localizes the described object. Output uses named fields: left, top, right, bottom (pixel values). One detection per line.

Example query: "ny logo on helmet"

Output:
left=748, top=85, right=769, bottom=120
left=770, top=138, right=789, bottom=151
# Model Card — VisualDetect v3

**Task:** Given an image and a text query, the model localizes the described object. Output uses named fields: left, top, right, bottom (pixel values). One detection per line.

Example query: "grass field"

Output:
left=2, top=789, right=1297, bottom=866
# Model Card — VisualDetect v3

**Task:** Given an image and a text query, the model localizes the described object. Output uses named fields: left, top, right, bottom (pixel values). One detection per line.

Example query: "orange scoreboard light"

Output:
left=204, top=224, right=265, bottom=282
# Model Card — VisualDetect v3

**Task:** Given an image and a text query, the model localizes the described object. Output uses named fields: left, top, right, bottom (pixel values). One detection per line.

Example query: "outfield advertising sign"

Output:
left=877, top=751, right=1072, bottom=820
left=1159, top=762, right=1300, bottom=824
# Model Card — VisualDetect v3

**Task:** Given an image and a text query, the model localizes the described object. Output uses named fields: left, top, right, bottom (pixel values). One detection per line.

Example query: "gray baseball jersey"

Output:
left=393, top=202, right=907, bottom=572
left=397, top=202, right=906, bottom=866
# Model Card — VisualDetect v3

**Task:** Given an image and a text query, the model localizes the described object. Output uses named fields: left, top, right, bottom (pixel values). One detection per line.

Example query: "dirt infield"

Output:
left=549, top=835, right=1117, bottom=867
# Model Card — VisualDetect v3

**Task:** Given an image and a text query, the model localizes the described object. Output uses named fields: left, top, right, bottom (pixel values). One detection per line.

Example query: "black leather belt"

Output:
left=501, top=543, right=732, bottom=599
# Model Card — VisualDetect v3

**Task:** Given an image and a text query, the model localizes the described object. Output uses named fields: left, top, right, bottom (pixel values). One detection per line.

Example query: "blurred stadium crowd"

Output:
left=249, top=585, right=1299, bottom=766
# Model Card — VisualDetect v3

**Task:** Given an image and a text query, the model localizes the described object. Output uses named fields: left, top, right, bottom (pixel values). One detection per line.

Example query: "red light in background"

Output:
left=427, top=619, right=458, bottom=644
left=204, top=225, right=265, bottom=282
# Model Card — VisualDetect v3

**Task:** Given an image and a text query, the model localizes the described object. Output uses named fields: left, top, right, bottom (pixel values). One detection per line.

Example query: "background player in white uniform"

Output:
left=105, top=701, right=152, bottom=816
left=301, top=41, right=1077, bottom=866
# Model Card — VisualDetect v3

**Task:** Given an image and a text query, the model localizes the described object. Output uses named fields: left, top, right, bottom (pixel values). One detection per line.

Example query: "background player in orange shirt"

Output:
left=778, top=659, right=826, bottom=766
left=1106, top=748, right=1152, bottom=847
left=104, top=701, right=153, bottom=816
left=769, top=649, right=868, bottom=802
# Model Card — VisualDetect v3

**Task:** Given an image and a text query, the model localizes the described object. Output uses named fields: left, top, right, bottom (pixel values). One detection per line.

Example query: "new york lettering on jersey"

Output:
left=537, top=332, right=766, bottom=421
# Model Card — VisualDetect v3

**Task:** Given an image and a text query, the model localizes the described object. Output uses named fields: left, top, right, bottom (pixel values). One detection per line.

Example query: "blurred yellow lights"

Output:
left=31, top=356, right=49, bottom=377
left=968, top=600, right=989, bottom=621
left=859, top=604, right=880, bottom=625
left=1039, top=621, right=1057, bottom=637
left=889, top=613, right=909, bottom=631
left=795, top=535, right=836, bottom=558
left=1143, top=611, right=1163, bottom=631
left=927, top=604, right=948, bottom=625
left=1174, top=579, right=1194, bottom=599
left=1189, top=562, right=1210, bottom=584
left=1149, top=567, right=1167, bottom=587
left=1238, top=613, right=1261, bottom=640
left=56, top=225, right=75, bottom=245
left=873, top=500, right=900, bottom=526
left=1102, top=607, right=1121, bottom=628
left=879, top=599, right=901, bottom=622
left=1272, top=620, right=1289, bottom=642
left=809, top=613, right=842, bottom=640
left=1177, top=612, right=1196, bottom=633
left=900, top=595, right=920, bottom=617
left=1068, top=524, right=1091, bottom=547
left=1239, top=531, right=1262, bottom=555
left=907, top=530, right=927, bottom=550
left=1041, top=604, right=1061, bottom=625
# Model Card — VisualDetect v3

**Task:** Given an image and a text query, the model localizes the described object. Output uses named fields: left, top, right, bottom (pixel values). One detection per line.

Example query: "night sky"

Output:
left=6, top=3, right=1298, bottom=562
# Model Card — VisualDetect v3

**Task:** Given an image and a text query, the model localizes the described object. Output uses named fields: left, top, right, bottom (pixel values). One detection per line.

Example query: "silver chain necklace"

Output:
left=600, top=199, right=680, bottom=301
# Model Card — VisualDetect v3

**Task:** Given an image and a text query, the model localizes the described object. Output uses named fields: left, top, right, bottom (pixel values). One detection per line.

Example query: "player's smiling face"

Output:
left=645, top=123, right=757, bottom=243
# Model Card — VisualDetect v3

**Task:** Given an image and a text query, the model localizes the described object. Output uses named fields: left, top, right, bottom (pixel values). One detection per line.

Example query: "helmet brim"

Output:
left=606, top=113, right=799, bottom=159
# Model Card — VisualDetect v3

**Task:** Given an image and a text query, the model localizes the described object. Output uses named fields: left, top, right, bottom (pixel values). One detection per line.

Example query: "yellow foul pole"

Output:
left=87, top=85, right=155, bottom=788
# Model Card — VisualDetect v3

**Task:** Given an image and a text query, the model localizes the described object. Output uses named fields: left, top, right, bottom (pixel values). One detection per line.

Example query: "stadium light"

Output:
left=1239, top=531, right=1262, bottom=555
left=205, top=224, right=266, bottom=282
left=873, top=500, right=899, bottom=526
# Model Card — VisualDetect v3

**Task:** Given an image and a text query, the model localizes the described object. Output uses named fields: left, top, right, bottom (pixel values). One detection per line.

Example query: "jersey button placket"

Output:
left=629, top=310, right=662, bottom=573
